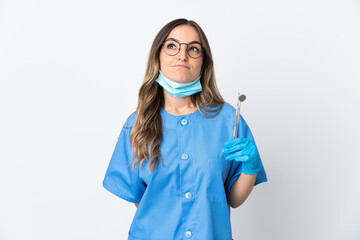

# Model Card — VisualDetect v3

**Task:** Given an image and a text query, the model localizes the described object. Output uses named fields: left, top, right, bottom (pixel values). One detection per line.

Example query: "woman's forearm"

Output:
left=227, top=173, right=257, bottom=208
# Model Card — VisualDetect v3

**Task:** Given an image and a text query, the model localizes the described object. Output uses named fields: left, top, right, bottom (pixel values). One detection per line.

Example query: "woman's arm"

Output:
left=227, top=173, right=257, bottom=208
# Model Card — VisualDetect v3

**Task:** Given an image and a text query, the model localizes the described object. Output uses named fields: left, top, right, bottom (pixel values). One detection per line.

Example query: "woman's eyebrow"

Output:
left=166, top=37, right=201, bottom=45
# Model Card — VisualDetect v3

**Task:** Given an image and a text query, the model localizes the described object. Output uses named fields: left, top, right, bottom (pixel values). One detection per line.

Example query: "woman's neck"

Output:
left=163, top=89, right=197, bottom=115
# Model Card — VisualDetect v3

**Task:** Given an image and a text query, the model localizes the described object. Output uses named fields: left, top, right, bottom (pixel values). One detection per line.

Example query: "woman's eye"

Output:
left=189, top=46, right=199, bottom=52
left=167, top=44, right=177, bottom=49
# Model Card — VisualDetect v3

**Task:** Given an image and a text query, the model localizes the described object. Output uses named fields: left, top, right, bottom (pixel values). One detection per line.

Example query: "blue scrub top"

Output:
left=103, top=102, right=267, bottom=240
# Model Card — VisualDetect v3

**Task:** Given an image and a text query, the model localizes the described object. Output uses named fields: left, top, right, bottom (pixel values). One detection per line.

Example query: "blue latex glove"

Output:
left=222, top=138, right=262, bottom=175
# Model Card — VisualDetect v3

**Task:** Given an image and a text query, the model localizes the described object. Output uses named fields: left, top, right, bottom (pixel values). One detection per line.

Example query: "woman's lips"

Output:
left=173, top=65, right=190, bottom=69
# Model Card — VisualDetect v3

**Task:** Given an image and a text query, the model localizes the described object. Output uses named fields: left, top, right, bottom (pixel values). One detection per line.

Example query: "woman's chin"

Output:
left=171, top=74, right=194, bottom=83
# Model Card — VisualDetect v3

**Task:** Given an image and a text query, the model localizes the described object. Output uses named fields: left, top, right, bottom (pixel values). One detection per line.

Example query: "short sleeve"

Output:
left=224, top=114, right=267, bottom=199
left=102, top=114, right=146, bottom=203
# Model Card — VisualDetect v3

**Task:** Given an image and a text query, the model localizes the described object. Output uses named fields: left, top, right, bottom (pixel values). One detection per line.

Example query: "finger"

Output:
left=226, top=153, right=249, bottom=162
left=223, top=139, right=252, bottom=154
left=223, top=138, right=240, bottom=147
left=234, top=155, right=249, bottom=162
left=222, top=143, right=242, bottom=154
left=239, top=138, right=251, bottom=148
left=225, top=145, right=255, bottom=160
left=240, top=147, right=254, bottom=157
left=225, top=151, right=243, bottom=160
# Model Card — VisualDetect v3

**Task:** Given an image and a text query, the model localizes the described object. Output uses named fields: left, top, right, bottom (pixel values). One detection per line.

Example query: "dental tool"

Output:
left=233, top=92, right=246, bottom=138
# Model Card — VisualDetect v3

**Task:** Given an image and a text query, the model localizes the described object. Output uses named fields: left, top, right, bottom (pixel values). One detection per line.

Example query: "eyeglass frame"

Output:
left=161, top=38, right=205, bottom=59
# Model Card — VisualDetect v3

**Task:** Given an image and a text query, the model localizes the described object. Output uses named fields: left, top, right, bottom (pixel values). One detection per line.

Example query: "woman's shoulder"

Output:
left=218, top=102, right=236, bottom=120
left=201, top=102, right=236, bottom=125
left=123, top=111, right=137, bottom=129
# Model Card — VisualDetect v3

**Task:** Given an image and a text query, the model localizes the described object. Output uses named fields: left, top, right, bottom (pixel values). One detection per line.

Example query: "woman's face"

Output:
left=159, top=25, right=203, bottom=83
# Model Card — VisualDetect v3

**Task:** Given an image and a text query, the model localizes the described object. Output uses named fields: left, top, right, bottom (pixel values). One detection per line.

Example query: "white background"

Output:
left=1, top=0, right=359, bottom=239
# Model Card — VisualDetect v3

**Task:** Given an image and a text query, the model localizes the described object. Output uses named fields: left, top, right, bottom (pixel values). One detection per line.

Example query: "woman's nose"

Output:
left=178, top=46, right=188, bottom=61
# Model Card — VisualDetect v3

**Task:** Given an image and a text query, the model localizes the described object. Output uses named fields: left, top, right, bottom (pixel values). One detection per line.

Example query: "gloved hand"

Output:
left=222, top=138, right=262, bottom=175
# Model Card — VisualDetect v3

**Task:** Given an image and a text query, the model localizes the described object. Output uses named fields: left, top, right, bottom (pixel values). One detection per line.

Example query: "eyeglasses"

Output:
left=162, top=38, right=204, bottom=59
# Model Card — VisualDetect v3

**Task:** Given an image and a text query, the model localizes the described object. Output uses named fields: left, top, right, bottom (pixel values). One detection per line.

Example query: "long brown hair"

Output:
left=130, top=18, right=225, bottom=172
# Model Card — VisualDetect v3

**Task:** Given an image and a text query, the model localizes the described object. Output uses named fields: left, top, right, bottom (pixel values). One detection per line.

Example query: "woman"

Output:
left=103, top=18, right=267, bottom=240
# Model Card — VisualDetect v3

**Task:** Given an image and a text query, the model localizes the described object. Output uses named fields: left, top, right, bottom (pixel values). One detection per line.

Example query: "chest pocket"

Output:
left=205, top=155, right=231, bottom=204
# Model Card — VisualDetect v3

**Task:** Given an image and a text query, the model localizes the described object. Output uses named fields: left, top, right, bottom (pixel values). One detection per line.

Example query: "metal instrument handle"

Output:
left=233, top=92, right=246, bottom=138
